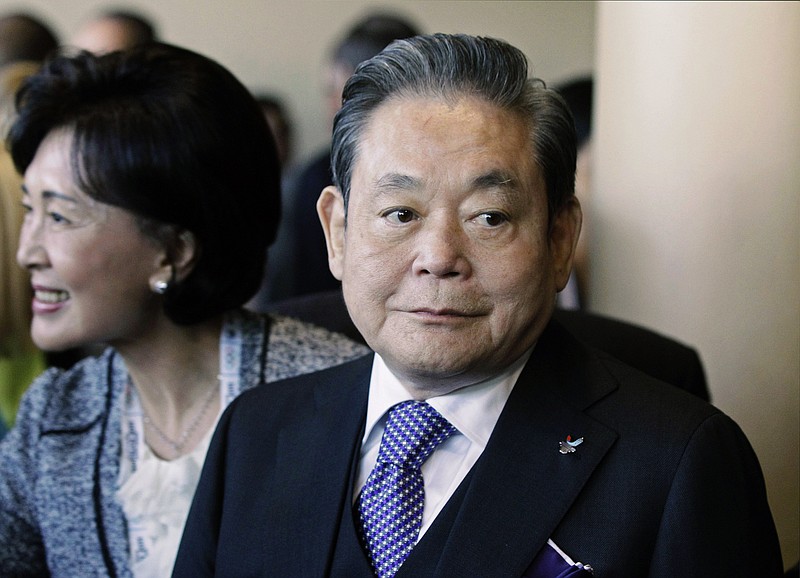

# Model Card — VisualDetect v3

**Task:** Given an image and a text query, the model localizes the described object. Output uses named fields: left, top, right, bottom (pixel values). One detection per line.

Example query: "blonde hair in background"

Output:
left=0, top=61, right=39, bottom=356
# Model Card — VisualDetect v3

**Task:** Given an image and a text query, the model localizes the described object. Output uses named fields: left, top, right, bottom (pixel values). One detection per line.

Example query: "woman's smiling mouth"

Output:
left=31, top=286, right=70, bottom=313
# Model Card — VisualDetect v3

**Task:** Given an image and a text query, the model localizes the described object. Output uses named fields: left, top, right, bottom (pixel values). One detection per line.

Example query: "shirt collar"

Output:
left=363, top=348, right=533, bottom=449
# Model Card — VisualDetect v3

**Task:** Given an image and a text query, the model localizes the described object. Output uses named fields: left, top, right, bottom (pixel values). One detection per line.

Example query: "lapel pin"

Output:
left=559, top=435, right=584, bottom=455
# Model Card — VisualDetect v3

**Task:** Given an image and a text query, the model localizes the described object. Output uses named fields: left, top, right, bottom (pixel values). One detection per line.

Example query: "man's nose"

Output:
left=411, top=217, right=471, bottom=279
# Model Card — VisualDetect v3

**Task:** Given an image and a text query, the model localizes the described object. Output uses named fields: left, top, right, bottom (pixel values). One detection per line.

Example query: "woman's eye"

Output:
left=48, top=212, right=69, bottom=224
left=384, top=208, right=416, bottom=224
left=476, top=212, right=507, bottom=227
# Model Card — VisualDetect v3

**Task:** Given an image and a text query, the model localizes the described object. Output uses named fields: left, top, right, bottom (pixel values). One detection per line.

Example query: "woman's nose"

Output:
left=16, top=215, right=46, bottom=270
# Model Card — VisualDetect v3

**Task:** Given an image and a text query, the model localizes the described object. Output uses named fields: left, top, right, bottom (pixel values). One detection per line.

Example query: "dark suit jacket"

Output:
left=174, top=321, right=780, bottom=577
left=265, top=289, right=710, bottom=401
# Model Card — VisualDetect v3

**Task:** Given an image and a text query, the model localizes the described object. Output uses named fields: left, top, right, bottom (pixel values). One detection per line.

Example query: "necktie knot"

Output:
left=377, top=400, right=456, bottom=470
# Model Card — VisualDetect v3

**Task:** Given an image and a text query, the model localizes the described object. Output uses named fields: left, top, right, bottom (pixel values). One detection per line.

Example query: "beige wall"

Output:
left=2, top=0, right=797, bottom=568
left=594, top=2, right=800, bottom=568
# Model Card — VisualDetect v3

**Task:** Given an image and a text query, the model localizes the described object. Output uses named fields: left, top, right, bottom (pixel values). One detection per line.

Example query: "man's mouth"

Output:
left=407, top=305, right=485, bottom=316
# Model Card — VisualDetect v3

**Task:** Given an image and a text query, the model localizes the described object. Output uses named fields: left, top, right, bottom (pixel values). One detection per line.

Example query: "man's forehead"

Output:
left=352, top=95, right=537, bottom=190
left=366, top=92, right=513, bottom=123
left=362, top=93, right=532, bottom=148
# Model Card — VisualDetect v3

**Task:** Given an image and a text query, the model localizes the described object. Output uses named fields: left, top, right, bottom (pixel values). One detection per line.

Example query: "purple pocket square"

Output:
left=522, top=540, right=594, bottom=578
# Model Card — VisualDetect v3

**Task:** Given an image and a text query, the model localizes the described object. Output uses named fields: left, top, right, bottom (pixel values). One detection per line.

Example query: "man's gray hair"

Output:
left=331, top=33, right=577, bottom=222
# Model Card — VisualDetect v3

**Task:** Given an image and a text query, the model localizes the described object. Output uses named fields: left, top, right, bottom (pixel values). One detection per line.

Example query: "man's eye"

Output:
left=384, top=208, right=416, bottom=224
left=476, top=212, right=507, bottom=227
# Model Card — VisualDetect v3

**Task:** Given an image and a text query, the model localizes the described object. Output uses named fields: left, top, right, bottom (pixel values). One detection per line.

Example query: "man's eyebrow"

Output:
left=373, top=171, right=519, bottom=194
left=373, top=173, right=420, bottom=193
left=471, top=170, right=517, bottom=191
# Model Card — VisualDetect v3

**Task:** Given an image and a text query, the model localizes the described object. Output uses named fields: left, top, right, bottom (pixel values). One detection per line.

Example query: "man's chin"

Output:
left=381, top=351, right=491, bottom=397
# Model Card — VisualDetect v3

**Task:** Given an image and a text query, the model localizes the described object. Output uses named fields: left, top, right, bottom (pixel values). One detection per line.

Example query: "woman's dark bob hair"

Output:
left=9, top=43, right=281, bottom=325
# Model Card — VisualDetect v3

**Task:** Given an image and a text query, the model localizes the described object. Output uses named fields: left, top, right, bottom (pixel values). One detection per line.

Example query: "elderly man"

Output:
left=174, top=34, right=781, bottom=577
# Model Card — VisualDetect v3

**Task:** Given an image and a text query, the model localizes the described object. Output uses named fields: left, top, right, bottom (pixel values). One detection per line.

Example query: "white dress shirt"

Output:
left=355, top=348, right=532, bottom=540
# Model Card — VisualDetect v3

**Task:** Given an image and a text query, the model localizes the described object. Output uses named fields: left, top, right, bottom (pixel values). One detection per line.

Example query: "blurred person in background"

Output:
left=0, top=11, right=58, bottom=66
left=0, top=62, right=46, bottom=439
left=0, top=11, right=58, bottom=438
left=272, top=11, right=421, bottom=302
left=555, top=76, right=593, bottom=310
left=256, top=93, right=294, bottom=170
left=72, top=8, right=157, bottom=53
left=247, top=93, right=298, bottom=309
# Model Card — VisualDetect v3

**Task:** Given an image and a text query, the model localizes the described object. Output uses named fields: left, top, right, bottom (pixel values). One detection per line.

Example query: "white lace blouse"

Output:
left=117, top=415, right=218, bottom=577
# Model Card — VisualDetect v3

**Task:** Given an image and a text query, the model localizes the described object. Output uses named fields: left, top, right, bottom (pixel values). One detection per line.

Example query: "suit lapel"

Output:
left=267, top=355, right=373, bottom=576
left=432, top=322, right=619, bottom=576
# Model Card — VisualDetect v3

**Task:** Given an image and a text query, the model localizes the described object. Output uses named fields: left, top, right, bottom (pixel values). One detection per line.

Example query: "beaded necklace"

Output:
left=120, top=313, right=244, bottom=474
left=139, top=379, right=218, bottom=458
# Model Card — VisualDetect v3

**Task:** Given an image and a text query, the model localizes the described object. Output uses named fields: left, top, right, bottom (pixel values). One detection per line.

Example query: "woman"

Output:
left=0, top=44, right=368, bottom=576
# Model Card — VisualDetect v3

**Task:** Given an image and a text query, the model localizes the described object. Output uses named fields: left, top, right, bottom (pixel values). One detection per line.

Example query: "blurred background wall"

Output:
left=0, top=0, right=797, bottom=569
left=593, top=3, right=799, bottom=568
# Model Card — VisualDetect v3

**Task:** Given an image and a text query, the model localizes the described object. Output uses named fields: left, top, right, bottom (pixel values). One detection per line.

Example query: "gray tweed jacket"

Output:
left=0, top=310, right=369, bottom=577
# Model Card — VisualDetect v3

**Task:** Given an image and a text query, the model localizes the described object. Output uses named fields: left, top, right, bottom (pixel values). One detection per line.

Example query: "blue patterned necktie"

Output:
left=356, top=400, right=457, bottom=578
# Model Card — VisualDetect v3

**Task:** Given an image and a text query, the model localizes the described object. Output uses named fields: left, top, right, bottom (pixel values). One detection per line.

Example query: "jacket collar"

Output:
left=39, top=349, right=124, bottom=433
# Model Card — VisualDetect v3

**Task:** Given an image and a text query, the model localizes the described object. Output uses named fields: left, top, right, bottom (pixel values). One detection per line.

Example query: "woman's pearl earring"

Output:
left=153, top=279, right=169, bottom=295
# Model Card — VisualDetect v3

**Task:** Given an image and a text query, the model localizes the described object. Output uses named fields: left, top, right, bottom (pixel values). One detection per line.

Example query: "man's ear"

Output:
left=549, top=196, right=583, bottom=291
left=317, top=185, right=346, bottom=281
